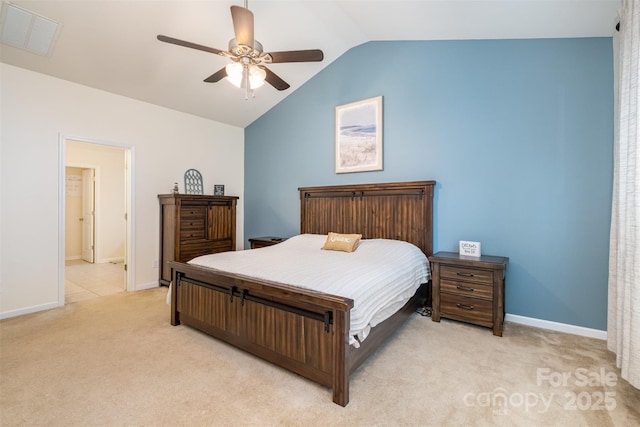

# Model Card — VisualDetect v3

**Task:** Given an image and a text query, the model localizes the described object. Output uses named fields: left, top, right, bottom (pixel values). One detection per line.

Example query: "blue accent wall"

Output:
left=245, top=38, right=613, bottom=330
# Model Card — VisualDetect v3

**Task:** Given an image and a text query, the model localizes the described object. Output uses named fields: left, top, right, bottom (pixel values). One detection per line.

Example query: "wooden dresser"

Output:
left=430, top=251, right=508, bottom=336
left=158, top=194, right=238, bottom=286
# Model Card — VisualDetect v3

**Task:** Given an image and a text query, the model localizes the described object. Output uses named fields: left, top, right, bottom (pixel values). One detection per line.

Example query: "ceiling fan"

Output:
left=157, top=1, right=324, bottom=99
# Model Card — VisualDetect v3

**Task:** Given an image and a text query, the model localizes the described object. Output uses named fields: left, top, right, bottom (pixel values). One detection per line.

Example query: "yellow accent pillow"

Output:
left=321, top=232, right=362, bottom=253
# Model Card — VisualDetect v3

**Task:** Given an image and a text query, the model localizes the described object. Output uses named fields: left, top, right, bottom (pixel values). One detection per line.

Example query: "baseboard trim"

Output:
left=1, top=283, right=158, bottom=319
left=134, top=281, right=159, bottom=292
left=0, top=301, right=60, bottom=320
left=505, top=313, right=607, bottom=340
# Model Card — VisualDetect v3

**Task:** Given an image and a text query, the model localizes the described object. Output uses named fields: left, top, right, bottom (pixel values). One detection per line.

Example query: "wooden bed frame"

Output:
left=169, top=180, right=435, bottom=406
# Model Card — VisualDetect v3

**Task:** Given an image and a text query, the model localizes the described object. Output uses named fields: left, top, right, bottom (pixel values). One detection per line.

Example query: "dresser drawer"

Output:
left=179, top=240, right=233, bottom=262
left=440, top=294, right=493, bottom=324
left=440, top=265, right=493, bottom=285
left=180, top=205, right=207, bottom=219
left=441, top=279, right=493, bottom=299
left=180, top=206, right=207, bottom=240
left=180, top=223, right=206, bottom=240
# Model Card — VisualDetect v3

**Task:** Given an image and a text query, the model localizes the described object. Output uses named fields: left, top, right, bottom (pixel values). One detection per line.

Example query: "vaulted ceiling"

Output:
left=0, top=1, right=620, bottom=128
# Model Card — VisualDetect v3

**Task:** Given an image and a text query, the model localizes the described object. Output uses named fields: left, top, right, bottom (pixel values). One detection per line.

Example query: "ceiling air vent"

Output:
left=0, top=2, right=60, bottom=56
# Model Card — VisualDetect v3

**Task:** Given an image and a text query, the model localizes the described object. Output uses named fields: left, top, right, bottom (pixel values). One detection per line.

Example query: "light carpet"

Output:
left=1, top=287, right=639, bottom=426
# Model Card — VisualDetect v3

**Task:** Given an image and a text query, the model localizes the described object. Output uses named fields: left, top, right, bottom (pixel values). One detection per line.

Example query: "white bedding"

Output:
left=187, top=234, right=430, bottom=346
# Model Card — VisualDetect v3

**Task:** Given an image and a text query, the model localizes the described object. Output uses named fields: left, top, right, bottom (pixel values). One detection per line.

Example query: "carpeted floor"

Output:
left=1, top=287, right=639, bottom=426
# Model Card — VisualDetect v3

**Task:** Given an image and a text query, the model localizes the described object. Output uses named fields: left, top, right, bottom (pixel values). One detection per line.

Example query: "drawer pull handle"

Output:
left=456, top=285, right=474, bottom=292
left=456, top=303, right=475, bottom=310
left=457, top=272, right=474, bottom=277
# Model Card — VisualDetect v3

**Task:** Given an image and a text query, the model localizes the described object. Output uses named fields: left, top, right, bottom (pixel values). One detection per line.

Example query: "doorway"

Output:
left=59, top=136, right=134, bottom=306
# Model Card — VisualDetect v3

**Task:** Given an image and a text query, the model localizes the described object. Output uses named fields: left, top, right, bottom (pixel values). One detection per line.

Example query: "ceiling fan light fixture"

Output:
left=225, top=62, right=244, bottom=87
left=225, top=63, right=265, bottom=90
left=249, top=65, right=266, bottom=88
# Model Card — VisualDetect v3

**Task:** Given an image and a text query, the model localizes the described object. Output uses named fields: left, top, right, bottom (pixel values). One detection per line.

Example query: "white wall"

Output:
left=0, top=63, right=244, bottom=318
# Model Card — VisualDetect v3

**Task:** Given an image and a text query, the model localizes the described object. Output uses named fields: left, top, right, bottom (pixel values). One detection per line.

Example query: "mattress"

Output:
left=188, top=233, right=430, bottom=346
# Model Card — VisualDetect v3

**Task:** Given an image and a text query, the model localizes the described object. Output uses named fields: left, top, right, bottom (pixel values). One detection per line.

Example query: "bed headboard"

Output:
left=299, top=181, right=435, bottom=256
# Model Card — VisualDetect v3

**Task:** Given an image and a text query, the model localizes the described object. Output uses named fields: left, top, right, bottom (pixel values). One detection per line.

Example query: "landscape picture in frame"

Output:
left=335, top=96, right=383, bottom=173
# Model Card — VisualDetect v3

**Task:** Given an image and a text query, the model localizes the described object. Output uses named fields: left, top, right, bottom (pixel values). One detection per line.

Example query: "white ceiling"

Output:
left=0, top=0, right=620, bottom=128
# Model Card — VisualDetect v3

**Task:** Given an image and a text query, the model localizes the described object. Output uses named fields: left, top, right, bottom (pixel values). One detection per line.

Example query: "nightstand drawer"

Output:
left=179, top=240, right=233, bottom=261
left=441, top=265, right=493, bottom=285
left=441, top=279, right=493, bottom=299
left=249, top=236, right=287, bottom=249
left=440, top=294, right=493, bottom=324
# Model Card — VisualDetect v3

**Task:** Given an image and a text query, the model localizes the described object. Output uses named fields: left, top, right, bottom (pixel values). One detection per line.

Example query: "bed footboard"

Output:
left=170, top=261, right=354, bottom=406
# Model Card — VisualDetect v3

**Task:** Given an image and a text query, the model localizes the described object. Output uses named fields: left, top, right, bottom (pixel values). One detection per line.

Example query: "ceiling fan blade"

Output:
left=267, top=49, right=324, bottom=63
left=230, top=6, right=254, bottom=48
left=264, top=67, right=290, bottom=91
left=157, top=35, right=223, bottom=55
left=204, top=67, right=228, bottom=83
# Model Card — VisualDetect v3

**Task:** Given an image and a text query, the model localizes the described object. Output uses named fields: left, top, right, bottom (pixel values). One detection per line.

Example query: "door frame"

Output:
left=58, top=134, right=136, bottom=305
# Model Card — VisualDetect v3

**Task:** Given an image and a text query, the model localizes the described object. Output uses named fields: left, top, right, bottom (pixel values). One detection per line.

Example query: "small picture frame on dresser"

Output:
left=214, top=184, right=225, bottom=196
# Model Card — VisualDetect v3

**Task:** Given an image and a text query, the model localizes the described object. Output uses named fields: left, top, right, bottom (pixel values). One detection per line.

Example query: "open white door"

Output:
left=81, top=168, right=95, bottom=263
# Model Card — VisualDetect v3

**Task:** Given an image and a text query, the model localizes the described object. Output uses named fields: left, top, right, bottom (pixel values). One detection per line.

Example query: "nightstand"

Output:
left=248, top=236, right=287, bottom=249
left=430, top=251, right=508, bottom=336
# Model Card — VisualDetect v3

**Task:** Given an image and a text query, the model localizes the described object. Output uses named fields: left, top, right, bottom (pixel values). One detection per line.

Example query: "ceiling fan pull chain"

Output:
left=243, top=66, right=249, bottom=100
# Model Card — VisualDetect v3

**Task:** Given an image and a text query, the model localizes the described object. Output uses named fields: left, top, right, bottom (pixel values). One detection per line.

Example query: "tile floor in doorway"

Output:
left=65, top=259, right=125, bottom=304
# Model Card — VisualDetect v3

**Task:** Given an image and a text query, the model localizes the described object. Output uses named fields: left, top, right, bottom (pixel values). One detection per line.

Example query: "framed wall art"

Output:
left=335, top=96, right=383, bottom=173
